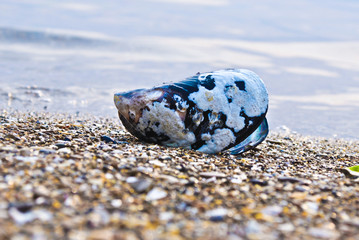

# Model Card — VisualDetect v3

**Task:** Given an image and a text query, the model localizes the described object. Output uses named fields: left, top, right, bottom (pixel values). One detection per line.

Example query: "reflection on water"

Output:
left=1, top=0, right=359, bottom=139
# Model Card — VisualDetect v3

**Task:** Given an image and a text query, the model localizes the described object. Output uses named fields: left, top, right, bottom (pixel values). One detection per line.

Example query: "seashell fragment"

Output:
left=114, top=69, right=269, bottom=154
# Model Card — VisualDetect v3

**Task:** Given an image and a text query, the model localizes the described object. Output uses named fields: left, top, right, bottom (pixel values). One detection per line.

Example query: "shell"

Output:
left=114, top=69, right=269, bottom=154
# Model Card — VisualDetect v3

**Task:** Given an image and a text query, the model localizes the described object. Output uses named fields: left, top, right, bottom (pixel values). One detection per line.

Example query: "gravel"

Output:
left=0, top=110, right=359, bottom=239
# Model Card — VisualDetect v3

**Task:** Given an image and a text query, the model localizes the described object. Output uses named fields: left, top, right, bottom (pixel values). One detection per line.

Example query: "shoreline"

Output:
left=1, top=111, right=359, bottom=239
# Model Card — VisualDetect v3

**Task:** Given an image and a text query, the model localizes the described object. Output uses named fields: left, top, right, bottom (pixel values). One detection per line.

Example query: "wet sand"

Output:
left=0, top=111, right=359, bottom=239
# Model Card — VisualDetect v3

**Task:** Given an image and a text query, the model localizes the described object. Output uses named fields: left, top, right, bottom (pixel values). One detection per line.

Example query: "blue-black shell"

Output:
left=114, top=69, right=269, bottom=154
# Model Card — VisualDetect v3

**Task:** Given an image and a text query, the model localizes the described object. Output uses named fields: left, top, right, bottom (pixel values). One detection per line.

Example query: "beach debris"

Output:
left=348, top=165, right=359, bottom=172
left=114, top=69, right=268, bottom=154
left=338, top=165, right=359, bottom=178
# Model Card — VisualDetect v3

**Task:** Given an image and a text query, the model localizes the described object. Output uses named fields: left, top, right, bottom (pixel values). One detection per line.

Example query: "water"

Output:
left=1, top=0, right=359, bottom=139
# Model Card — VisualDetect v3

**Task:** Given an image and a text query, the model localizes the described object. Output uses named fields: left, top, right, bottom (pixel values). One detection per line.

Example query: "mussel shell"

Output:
left=114, top=69, right=268, bottom=154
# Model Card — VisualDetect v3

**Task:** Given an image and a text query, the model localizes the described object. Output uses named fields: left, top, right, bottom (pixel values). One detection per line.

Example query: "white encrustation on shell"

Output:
left=137, top=100, right=196, bottom=147
left=197, top=128, right=236, bottom=154
left=114, top=69, right=269, bottom=154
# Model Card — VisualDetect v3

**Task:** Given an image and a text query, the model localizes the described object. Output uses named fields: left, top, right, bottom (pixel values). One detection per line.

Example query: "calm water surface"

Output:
left=1, top=0, right=359, bottom=139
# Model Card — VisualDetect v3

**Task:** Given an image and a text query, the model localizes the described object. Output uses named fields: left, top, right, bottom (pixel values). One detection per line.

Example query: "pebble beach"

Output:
left=0, top=111, right=358, bottom=240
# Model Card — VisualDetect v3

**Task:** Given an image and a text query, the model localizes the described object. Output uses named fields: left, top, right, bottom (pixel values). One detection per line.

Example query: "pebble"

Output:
left=19, top=148, right=32, bottom=157
left=206, top=208, right=229, bottom=221
left=199, top=172, right=227, bottom=178
left=249, top=178, right=268, bottom=186
left=87, top=229, right=114, bottom=240
left=308, top=227, right=338, bottom=239
left=261, top=205, right=282, bottom=217
left=294, top=185, right=308, bottom=192
left=159, top=155, right=172, bottom=161
left=127, top=177, right=152, bottom=193
left=39, top=148, right=56, bottom=154
left=158, top=174, right=180, bottom=184
left=56, top=143, right=68, bottom=149
left=246, top=220, right=262, bottom=234
left=278, top=176, right=302, bottom=183
left=159, top=211, right=174, bottom=222
left=100, top=135, right=116, bottom=144
left=111, top=199, right=122, bottom=208
left=9, top=208, right=53, bottom=225
left=146, top=187, right=167, bottom=201
left=5, top=134, right=20, bottom=141
left=57, top=147, right=72, bottom=154
left=15, top=156, right=38, bottom=163
left=149, top=160, right=166, bottom=167
left=302, top=201, right=319, bottom=215
left=278, top=223, right=295, bottom=232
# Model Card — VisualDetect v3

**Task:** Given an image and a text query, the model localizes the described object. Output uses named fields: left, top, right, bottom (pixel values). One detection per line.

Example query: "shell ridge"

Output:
left=229, top=117, right=269, bottom=154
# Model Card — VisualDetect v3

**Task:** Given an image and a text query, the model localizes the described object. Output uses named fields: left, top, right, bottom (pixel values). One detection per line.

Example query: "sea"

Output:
left=1, top=0, right=359, bottom=139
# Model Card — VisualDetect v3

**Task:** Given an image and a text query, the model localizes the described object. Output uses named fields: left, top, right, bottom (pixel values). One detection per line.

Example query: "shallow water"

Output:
left=1, top=0, right=359, bottom=139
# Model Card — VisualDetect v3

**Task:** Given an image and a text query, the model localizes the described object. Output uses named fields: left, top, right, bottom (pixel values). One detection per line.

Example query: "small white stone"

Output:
left=149, top=160, right=166, bottom=167
left=146, top=187, right=167, bottom=201
left=206, top=208, right=228, bottom=218
left=278, top=223, right=295, bottom=232
left=111, top=199, right=122, bottom=208
left=246, top=220, right=262, bottom=234
left=15, top=156, right=38, bottom=163
left=8, top=208, right=53, bottom=225
left=261, top=205, right=282, bottom=216
left=159, top=211, right=174, bottom=221
left=200, top=171, right=226, bottom=178
left=302, top=201, right=319, bottom=215
left=57, top=147, right=72, bottom=154
left=126, top=177, right=138, bottom=183
left=309, top=228, right=338, bottom=239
